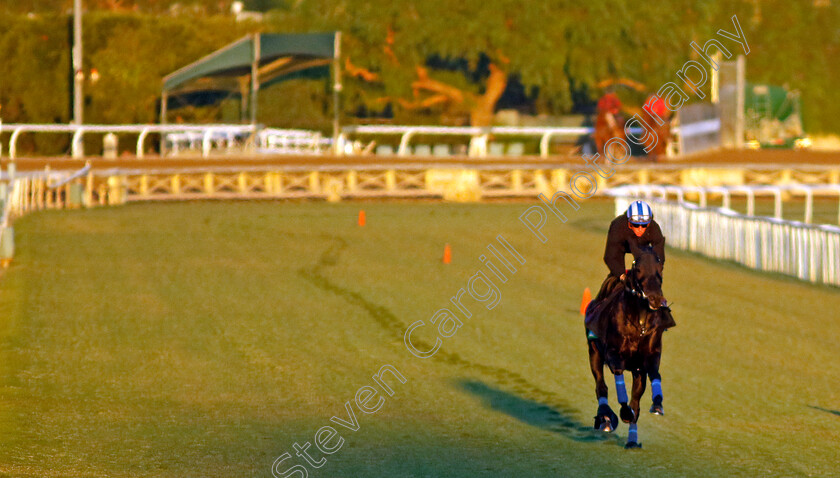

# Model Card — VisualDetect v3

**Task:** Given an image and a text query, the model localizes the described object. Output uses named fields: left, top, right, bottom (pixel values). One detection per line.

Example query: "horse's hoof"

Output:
left=620, top=405, right=635, bottom=423
left=625, top=441, right=643, bottom=449
left=595, top=414, right=616, bottom=432
left=649, top=403, right=664, bottom=415
left=609, top=413, right=618, bottom=430
left=596, top=404, right=619, bottom=431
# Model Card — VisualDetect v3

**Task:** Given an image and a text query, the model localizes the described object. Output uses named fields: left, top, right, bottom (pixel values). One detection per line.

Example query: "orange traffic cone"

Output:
left=442, top=244, right=452, bottom=264
left=580, top=287, right=592, bottom=316
left=358, top=210, right=366, bottom=227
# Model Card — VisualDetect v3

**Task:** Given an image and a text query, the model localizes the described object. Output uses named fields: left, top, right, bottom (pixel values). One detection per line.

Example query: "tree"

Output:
left=266, top=1, right=589, bottom=125
left=3, top=1, right=840, bottom=134
left=84, top=13, right=253, bottom=124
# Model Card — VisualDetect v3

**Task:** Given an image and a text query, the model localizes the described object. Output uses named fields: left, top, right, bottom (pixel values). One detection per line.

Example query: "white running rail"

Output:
left=612, top=191, right=840, bottom=287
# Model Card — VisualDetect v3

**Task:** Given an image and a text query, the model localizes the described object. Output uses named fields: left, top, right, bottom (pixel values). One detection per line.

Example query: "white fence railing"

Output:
left=0, top=116, right=758, bottom=160
left=0, top=123, right=339, bottom=159
left=338, top=120, right=711, bottom=158
left=256, top=128, right=331, bottom=155
left=338, top=125, right=594, bottom=158
left=614, top=184, right=840, bottom=225
left=613, top=193, right=840, bottom=286
left=0, top=168, right=62, bottom=263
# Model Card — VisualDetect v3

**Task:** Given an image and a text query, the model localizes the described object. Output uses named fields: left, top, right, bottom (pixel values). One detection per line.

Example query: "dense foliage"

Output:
left=1, top=1, right=838, bottom=135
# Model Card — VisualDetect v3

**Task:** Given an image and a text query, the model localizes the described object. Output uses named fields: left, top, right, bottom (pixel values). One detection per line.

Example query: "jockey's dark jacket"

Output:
left=604, top=215, right=666, bottom=277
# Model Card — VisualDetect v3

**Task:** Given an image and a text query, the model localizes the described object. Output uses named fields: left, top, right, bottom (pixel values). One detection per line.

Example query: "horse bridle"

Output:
left=624, top=262, right=646, bottom=299
left=624, top=260, right=666, bottom=312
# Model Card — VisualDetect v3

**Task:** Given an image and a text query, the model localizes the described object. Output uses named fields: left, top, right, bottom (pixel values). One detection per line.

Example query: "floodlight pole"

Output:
left=332, top=31, right=342, bottom=155
left=160, top=89, right=168, bottom=156
left=250, top=33, right=260, bottom=126
left=735, top=54, right=746, bottom=149
left=72, top=0, right=83, bottom=125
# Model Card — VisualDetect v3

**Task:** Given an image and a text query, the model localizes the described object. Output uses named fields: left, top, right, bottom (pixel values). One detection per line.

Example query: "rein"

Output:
left=622, top=267, right=670, bottom=337
left=624, top=258, right=666, bottom=312
left=624, top=269, right=649, bottom=303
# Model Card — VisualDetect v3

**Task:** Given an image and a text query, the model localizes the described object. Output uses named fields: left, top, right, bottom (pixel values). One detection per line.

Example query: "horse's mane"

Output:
left=632, top=245, right=660, bottom=265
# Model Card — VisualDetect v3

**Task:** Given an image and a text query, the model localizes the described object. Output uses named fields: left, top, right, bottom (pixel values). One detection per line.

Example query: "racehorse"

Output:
left=593, top=93, right=626, bottom=158
left=584, top=247, right=676, bottom=448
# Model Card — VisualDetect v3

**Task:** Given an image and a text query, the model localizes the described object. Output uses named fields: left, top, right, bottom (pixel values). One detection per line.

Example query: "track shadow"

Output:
left=457, top=379, right=622, bottom=445
left=302, top=237, right=624, bottom=447
left=808, top=405, right=840, bottom=417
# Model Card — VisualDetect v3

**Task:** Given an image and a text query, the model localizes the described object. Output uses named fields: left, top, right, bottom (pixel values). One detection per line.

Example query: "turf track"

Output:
left=0, top=199, right=838, bottom=477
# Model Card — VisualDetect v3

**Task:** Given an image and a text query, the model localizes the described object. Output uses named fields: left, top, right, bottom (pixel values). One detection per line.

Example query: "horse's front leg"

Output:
left=588, top=337, right=618, bottom=431
left=608, top=365, right=636, bottom=426
left=625, top=369, right=646, bottom=449
left=646, top=346, right=665, bottom=415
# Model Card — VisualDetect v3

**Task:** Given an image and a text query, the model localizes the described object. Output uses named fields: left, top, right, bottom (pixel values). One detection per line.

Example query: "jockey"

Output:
left=594, top=200, right=666, bottom=302
left=645, top=94, right=669, bottom=120
left=597, top=92, right=622, bottom=130
left=597, top=92, right=622, bottom=115
left=587, top=199, right=671, bottom=423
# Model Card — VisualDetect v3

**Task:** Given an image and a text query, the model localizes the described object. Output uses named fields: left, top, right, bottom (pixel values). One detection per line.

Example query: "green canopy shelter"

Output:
left=161, top=31, right=342, bottom=139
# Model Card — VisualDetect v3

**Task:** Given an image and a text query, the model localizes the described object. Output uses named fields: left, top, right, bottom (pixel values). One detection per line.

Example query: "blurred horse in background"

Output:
left=594, top=93, right=626, bottom=158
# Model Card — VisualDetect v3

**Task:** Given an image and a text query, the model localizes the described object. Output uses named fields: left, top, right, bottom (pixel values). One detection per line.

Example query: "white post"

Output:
left=137, top=127, right=149, bottom=158
left=540, top=132, right=552, bottom=158
left=9, top=127, right=22, bottom=159
left=804, top=188, right=813, bottom=224
left=72, top=128, right=84, bottom=158
left=398, top=130, right=414, bottom=156
left=202, top=128, right=214, bottom=157
left=746, top=189, right=755, bottom=216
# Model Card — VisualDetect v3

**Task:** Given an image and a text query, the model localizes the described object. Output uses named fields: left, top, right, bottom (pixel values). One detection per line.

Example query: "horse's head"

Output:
left=629, top=248, right=665, bottom=310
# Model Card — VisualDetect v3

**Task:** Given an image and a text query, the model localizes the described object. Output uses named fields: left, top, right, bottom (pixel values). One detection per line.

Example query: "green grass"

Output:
left=0, top=199, right=839, bottom=477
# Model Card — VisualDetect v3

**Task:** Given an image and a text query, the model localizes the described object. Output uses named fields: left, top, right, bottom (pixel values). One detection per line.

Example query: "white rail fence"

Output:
left=613, top=192, right=840, bottom=287
left=338, top=125, right=594, bottom=158
left=2, top=119, right=715, bottom=160
left=256, top=128, right=331, bottom=155
left=0, top=169, right=58, bottom=264
left=0, top=123, right=335, bottom=159
left=337, top=115, right=710, bottom=158
left=0, top=123, right=261, bottom=159
left=615, top=184, right=840, bottom=225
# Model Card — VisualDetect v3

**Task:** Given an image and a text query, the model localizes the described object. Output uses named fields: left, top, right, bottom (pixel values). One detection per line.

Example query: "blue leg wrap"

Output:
left=598, top=397, right=608, bottom=406
left=614, top=374, right=628, bottom=404
left=651, top=379, right=662, bottom=400
left=628, top=423, right=638, bottom=442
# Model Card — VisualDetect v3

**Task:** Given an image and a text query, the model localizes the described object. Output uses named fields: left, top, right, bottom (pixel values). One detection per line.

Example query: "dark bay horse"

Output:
left=584, top=248, right=676, bottom=448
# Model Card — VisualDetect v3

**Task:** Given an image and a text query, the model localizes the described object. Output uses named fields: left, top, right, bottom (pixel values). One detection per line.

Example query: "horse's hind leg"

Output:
left=646, top=352, right=664, bottom=415
left=625, top=369, right=646, bottom=449
left=588, top=337, right=618, bottom=432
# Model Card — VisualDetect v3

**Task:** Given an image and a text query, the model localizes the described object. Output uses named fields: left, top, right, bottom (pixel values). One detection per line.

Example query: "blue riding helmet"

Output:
left=626, top=200, right=653, bottom=225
